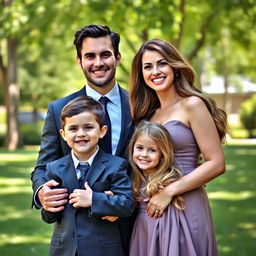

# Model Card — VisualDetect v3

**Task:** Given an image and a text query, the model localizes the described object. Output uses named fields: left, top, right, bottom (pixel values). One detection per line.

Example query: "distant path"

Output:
left=227, top=137, right=256, bottom=145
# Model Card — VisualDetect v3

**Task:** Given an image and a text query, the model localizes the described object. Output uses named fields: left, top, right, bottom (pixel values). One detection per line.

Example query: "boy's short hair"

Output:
left=60, top=96, right=105, bottom=129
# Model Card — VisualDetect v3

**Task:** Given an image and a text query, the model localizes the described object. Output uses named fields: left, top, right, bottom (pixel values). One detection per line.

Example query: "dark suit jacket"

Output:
left=31, top=85, right=134, bottom=198
left=41, top=149, right=135, bottom=256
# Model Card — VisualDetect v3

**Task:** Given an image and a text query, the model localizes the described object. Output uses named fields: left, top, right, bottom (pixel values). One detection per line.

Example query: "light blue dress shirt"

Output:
left=86, top=83, right=122, bottom=155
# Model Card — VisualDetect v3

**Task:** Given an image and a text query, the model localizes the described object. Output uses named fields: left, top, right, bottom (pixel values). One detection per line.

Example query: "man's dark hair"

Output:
left=74, top=24, right=120, bottom=60
left=60, top=96, right=105, bottom=129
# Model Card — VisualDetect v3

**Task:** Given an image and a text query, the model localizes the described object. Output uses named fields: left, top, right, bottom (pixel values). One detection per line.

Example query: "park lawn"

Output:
left=207, top=143, right=256, bottom=255
left=0, top=147, right=52, bottom=255
left=0, top=144, right=255, bottom=256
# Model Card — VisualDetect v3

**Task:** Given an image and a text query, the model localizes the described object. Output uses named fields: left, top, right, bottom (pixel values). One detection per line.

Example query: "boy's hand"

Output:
left=101, top=190, right=119, bottom=222
left=69, top=182, right=92, bottom=208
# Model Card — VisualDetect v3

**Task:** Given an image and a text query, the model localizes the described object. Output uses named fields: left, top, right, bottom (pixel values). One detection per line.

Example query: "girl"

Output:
left=129, top=120, right=185, bottom=256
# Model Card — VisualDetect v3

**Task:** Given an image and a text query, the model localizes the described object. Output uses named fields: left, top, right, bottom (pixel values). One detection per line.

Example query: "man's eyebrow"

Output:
left=101, top=50, right=112, bottom=54
left=83, top=52, right=95, bottom=57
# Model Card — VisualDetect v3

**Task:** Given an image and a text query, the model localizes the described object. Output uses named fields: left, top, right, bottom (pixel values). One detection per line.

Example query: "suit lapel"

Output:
left=115, top=86, right=133, bottom=156
left=59, top=154, right=79, bottom=193
left=86, top=149, right=107, bottom=187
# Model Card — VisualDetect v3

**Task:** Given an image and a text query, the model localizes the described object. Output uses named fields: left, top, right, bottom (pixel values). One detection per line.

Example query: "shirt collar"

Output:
left=71, top=146, right=99, bottom=168
left=85, top=82, right=120, bottom=106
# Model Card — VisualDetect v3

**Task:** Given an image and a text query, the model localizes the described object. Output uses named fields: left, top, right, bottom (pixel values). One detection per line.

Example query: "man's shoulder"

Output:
left=50, top=87, right=85, bottom=108
left=118, top=85, right=128, bottom=97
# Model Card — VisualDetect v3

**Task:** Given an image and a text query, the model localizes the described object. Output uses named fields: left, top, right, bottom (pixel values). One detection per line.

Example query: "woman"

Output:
left=129, top=39, right=227, bottom=255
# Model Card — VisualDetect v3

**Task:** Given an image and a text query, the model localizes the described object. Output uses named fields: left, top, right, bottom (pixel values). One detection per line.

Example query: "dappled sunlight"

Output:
left=0, top=153, right=37, bottom=162
left=208, top=191, right=255, bottom=200
left=225, top=164, right=235, bottom=171
left=236, top=176, right=250, bottom=183
left=238, top=223, right=256, bottom=238
left=0, top=208, right=33, bottom=222
left=219, top=246, right=232, bottom=253
left=0, top=233, right=50, bottom=246
left=0, top=178, right=31, bottom=195
left=0, top=178, right=30, bottom=186
left=231, top=148, right=256, bottom=155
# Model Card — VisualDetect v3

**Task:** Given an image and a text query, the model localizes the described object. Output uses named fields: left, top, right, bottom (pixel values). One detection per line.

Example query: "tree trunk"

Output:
left=221, top=29, right=232, bottom=115
left=170, top=0, right=186, bottom=50
left=32, top=93, right=39, bottom=123
left=5, top=38, right=20, bottom=150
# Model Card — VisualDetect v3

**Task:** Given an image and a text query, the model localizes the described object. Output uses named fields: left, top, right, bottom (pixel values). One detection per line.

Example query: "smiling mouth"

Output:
left=75, top=140, right=89, bottom=145
left=91, top=66, right=109, bottom=75
left=93, top=70, right=107, bottom=75
left=138, top=159, right=150, bottom=164
left=152, top=77, right=165, bottom=84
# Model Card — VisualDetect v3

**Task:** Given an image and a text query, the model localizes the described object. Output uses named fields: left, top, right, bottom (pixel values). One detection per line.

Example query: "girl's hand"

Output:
left=145, top=189, right=173, bottom=218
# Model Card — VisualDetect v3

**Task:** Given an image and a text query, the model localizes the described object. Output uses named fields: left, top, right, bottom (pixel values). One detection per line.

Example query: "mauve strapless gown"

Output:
left=129, top=120, right=218, bottom=256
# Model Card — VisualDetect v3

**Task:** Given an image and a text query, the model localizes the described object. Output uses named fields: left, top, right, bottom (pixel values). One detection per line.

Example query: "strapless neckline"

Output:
left=163, top=120, right=190, bottom=129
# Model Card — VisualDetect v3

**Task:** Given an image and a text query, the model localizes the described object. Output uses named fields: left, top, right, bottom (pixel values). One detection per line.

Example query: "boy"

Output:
left=41, top=96, right=135, bottom=256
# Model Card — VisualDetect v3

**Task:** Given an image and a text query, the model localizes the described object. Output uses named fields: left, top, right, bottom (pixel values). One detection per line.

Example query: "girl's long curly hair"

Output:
left=129, top=120, right=185, bottom=210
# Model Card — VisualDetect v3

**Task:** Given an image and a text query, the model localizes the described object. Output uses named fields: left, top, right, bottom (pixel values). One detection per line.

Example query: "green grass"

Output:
left=0, top=147, right=52, bottom=255
left=0, top=144, right=255, bottom=255
left=207, top=143, right=256, bottom=255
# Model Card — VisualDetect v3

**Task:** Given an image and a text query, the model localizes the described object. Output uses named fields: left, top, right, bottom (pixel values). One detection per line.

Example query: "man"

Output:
left=31, top=24, right=134, bottom=254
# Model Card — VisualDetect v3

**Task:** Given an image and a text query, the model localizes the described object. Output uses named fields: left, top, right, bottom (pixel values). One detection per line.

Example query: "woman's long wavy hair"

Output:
left=129, top=39, right=227, bottom=143
left=129, top=120, right=185, bottom=210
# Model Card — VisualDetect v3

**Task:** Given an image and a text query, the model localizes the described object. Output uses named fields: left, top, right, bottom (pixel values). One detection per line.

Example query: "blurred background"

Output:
left=0, top=0, right=255, bottom=255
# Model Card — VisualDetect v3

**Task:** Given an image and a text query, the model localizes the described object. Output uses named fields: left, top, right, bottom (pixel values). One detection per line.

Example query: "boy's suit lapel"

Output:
left=86, top=149, right=107, bottom=187
left=59, top=154, right=79, bottom=193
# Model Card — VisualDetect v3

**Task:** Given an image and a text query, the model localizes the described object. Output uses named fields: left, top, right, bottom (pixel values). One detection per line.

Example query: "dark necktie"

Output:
left=77, top=163, right=89, bottom=188
left=99, top=96, right=112, bottom=153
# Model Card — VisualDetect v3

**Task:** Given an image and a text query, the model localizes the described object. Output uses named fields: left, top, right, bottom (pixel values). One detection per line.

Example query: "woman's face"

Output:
left=141, top=50, right=174, bottom=93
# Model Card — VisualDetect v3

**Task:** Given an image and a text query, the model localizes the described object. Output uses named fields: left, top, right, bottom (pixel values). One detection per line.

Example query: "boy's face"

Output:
left=60, top=111, right=107, bottom=161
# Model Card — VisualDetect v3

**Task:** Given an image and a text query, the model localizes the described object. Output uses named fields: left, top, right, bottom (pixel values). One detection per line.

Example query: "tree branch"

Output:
left=171, top=0, right=186, bottom=49
left=188, top=11, right=217, bottom=62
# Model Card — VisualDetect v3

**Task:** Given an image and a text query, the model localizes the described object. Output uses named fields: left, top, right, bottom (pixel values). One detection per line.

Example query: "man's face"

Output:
left=77, top=36, right=120, bottom=94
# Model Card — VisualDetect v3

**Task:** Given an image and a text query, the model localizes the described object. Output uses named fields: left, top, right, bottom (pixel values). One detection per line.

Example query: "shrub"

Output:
left=239, top=94, right=256, bottom=138
left=20, top=121, right=44, bottom=145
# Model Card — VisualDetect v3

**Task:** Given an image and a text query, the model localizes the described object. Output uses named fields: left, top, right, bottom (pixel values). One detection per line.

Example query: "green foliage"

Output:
left=20, top=121, right=44, bottom=145
left=239, top=94, right=256, bottom=138
left=0, top=0, right=256, bottom=140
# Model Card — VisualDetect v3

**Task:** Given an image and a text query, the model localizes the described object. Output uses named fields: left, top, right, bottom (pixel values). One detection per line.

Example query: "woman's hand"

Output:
left=145, top=188, right=173, bottom=218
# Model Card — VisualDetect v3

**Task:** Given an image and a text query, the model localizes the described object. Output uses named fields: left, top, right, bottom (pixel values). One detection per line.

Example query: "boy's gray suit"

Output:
left=41, top=148, right=135, bottom=256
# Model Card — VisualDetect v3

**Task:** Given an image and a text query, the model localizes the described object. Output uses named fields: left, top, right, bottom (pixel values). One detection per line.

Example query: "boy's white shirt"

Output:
left=71, top=146, right=99, bottom=179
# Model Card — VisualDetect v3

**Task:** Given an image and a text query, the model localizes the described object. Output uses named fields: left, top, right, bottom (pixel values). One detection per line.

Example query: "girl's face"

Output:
left=141, top=50, right=174, bottom=93
left=133, top=134, right=162, bottom=176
